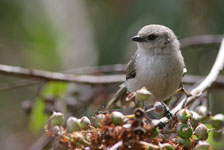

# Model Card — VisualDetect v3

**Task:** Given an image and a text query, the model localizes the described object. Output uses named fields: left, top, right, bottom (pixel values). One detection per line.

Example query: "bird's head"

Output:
left=132, top=24, right=179, bottom=54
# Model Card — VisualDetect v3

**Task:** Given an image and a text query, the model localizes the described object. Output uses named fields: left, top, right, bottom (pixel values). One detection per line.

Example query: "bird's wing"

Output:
left=126, top=52, right=138, bottom=80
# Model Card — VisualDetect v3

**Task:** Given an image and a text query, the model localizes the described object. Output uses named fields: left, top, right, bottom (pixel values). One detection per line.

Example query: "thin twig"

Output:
left=180, top=35, right=223, bottom=49
left=0, top=80, right=40, bottom=91
left=0, top=64, right=125, bottom=85
left=1, top=65, right=224, bottom=88
left=160, top=38, right=224, bottom=126
left=65, top=64, right=126, bottom=74
left=0, top=35, right=224, bottom=88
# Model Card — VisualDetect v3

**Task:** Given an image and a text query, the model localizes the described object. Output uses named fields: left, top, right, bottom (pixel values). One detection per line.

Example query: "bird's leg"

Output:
left=161, top=101, right=173, bottom=119
left=176, top=81, right=192, bottom=97
left=144, top=102, right=172, bottom=129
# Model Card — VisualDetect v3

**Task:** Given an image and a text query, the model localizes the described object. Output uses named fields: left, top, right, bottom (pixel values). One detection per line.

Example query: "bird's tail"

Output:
left=106, top=84, right=127, bottom=110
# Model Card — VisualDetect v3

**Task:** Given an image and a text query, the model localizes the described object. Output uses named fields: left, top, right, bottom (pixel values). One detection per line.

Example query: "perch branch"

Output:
left=0, top=64, right=125, bottom=85
left=1, top=64, right=224, bottom=88
left=0, top=35, right=223, bottom=88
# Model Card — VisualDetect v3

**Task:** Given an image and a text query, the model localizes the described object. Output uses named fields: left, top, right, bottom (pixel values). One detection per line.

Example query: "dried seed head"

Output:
left=190, top=111, right=201, bottom=128
left=195, top=106, right=207, bottom=117
left=211, top=114, right=224, bottom=130
left=80, top=116, right=91, bottom=130
left=48, top=112, right=64, bottom=128
left=135, top=108, right=145, bottom=119
left=194, top=124, right=208, bottom=141
left=93, top=114, right=105, bottom=128
left=193, top=141, right=211, bottom=150
left=135, top=87, right=152, bottom=102
left=52, top=126, right=61, bottom=136
left=66, top=117, right=81, bottom=133
left=177, top=109, right=192, bottom=123
left=111, top=111, right=125, bottom=125
left=154, top=102, right=164, bottom=113
left=176, top=137, right=192, bottom=148
left=177, top=123, right=193, bottom=139
left=212, top=130, right=223, bottom=142
left=134, top=126, right=146, bottom=135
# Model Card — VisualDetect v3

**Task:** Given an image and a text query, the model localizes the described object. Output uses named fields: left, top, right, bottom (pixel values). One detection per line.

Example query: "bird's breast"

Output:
left=126, top=53, right=184, bottom=103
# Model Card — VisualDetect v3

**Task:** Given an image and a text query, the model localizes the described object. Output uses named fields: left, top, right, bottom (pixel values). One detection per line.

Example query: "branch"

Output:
left=0, top=64, right=125, bottom=85
left=65, top=64, right=126, bottom=74
left=0, top=80, right=40, bottom=91
left=160, top=37, right=224, bottom=125
left=180, top=35, right=223, bottom=49
left=1, top=64, right=224, bottom=88
left=0, top=35, right=223, bottom=87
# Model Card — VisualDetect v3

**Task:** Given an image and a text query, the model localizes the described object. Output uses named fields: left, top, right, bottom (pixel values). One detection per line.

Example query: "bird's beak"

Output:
left=131, top=35, right=145, bottom=42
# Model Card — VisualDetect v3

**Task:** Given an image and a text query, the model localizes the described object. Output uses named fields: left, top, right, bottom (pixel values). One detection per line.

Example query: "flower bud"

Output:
left=195, top=106, right=207, bottom=117
left=177, top=109, right=192, bottom=123
left=211, top=114, right=224, bottom=130
left=151, top=127, right=159, bottom=137
left=213, top=130, right=223, bottom=142
left=52, top=126, right=61, bottom=136
left=72, top=132, right=90, bottom=146
left=135, top=87, right=152, bottom=102
left=177, top=123, right=193, bottom=139
left=176, top=137, right=192, bottom=148
left=134, top=126, right=146, bottom=135
left=194, top=124, right=208, bottom=141
left=111, top=111, right=125, bottom=125
left=160, top=143, right=174, bottom=150
left=190, top=111, right=201, bottom=128
left=80, top=116, right=91, bottom=130
left=93, top=114, right=105, bottom=128
left=66, top=117, right=81, bottom=133
left=48, top=112, right=64, bottom=127
left=193, top=141, right=211, bottom=150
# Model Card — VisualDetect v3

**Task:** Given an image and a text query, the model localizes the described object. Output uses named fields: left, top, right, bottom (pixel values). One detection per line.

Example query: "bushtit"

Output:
left=107, top=24, right=185, bottom=108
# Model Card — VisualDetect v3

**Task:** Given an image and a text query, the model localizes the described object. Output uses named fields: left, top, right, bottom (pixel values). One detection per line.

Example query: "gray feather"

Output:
left=126, top=52, right=138, bottom=80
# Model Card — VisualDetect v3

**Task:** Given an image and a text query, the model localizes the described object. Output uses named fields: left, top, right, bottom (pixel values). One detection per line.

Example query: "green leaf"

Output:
left=29, top=82, right=67, bottom=133
left=29, top=98, right=48, bottom=133
left=41, top=82, right=67, bottom=98
left=205, top=124, right=224, bottom=149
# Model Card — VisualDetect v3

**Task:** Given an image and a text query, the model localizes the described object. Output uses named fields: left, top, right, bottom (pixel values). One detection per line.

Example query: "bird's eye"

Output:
left=147, top=34, right=157, bottom=41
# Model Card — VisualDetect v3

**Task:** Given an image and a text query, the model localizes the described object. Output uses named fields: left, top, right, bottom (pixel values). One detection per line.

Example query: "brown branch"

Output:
left=1, top=65, right=224, bottom=89
left=0, top=35, right=223, bottom=88
left=160, top=38, right=224, bottom=126
left=0, top=64, right=125, bottom=85
left=0, top=80, right=40, bottom=91
left=65, top=64, right=126, bottom=74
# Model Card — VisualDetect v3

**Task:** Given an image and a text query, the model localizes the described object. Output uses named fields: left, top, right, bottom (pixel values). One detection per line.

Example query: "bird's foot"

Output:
left=176, top=83, right=192, bottom=97
left=161, top=102, right=173, bottom=119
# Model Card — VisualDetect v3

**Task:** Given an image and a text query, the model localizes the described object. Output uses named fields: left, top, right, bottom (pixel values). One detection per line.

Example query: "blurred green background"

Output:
left=0, top=0, right=224, bottom=149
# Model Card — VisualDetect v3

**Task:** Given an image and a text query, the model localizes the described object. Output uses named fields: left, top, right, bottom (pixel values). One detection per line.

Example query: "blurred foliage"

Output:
left=29, top=82, right=67, bottom=133
left=0, top=0, right=61, bottom=70
left=206, top=124, right=224, bottom=150
left=85, top=0, right=224, bottom=65
left=29, top=98, right=48, bottom=133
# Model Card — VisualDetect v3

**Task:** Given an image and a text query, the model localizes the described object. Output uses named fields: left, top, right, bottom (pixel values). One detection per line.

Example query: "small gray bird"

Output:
left=107, top=24, right=185, bottom=109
